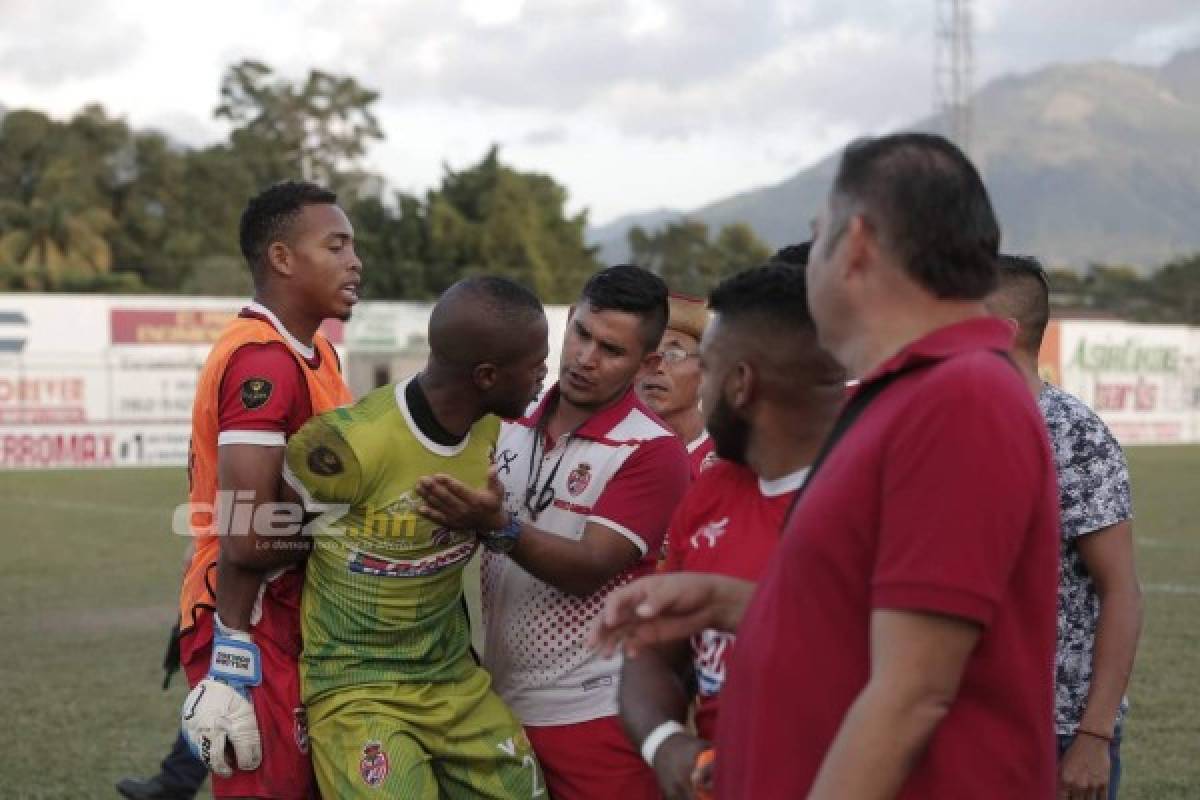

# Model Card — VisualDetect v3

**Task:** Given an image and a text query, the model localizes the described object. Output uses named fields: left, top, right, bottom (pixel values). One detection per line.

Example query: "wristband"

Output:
left=210, top=612, right=261, bottom=695
left=1075, top=728, right=1114, bottom=743
left=641, top=720, right=686, bottom=767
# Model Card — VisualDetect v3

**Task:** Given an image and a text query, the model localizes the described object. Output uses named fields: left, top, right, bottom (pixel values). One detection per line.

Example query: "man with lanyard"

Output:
left=619, top=262, right=844, bottom=800
left=418, top=265, right=690, bottom=800
left=592, top=134, right=1060, bottom=799
left=178, top=180, right=359, bottom=799
left=638, top=293, right=715, bottom=479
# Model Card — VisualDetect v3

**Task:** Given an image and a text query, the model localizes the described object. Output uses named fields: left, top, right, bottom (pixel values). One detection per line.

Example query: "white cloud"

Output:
left=0, top=0, right=1198, bottom=222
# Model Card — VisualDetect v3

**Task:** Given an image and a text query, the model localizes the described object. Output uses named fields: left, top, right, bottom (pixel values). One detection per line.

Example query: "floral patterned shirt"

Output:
left=1039, top=383, right=1133, bottom=734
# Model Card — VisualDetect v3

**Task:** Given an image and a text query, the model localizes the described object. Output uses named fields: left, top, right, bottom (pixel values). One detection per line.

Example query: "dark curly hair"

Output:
left=238, top=180, right=338, bottom=286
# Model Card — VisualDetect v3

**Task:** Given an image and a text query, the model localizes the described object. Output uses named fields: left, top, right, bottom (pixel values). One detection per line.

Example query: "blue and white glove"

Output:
left=181, top=613, right=263, bottom=777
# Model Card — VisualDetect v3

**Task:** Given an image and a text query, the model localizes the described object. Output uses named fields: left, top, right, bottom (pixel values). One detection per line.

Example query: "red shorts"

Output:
left=181, top=569, right=317, bottom=800
left=525, top=716, right=660, bottom=800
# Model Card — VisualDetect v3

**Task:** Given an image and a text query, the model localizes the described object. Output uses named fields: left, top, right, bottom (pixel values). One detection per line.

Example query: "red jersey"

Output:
left=716, top=318, right=1059, bottom=799
left=663, top=460, right=806, bottom=741
left=684, top=431, right=717, bottom=480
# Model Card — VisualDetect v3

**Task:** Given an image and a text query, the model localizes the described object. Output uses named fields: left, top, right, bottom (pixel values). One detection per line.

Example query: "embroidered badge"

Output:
left=307, top=445, right=343, bottom=476
left=359, top=740, right=389, bottom=788
left=240, top=377, right=273, bottom=410
left=566, top=462, right=592, bottom=496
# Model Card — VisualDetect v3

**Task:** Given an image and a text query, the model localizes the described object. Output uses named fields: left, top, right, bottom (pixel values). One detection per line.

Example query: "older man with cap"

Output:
left=639, top=293, right=716, bottom=479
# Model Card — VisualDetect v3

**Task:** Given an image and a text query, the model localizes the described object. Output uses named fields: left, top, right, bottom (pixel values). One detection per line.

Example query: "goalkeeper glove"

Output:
left=181, top=613, right=263, bottom=777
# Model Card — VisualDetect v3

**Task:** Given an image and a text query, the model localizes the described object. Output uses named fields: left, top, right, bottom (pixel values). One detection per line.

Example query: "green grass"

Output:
left=0, top=449, right=1197, bottom=798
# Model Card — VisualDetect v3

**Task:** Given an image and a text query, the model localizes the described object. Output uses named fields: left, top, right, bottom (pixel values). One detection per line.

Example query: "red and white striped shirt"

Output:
left=482, top=384, right=689, bottom=725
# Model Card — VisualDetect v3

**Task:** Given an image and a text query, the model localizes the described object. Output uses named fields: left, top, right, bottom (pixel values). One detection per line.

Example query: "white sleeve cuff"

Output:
left=587, top=516, right=649, bottom=556
left=218, top=430, right=286, bottom=447
left=281, top=462, right=332, bottom=513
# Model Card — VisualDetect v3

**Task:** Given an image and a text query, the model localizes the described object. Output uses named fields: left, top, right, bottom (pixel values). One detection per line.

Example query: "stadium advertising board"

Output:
left=1053, top=320, right=1200, bottom=445
left=0, top=295, right=343, bottom=468
left=6, top=295, right=1196, bottom=467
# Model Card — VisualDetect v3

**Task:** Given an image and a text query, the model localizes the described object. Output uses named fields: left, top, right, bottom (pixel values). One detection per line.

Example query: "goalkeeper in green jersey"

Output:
left=283, top=276, right=549, bottom=799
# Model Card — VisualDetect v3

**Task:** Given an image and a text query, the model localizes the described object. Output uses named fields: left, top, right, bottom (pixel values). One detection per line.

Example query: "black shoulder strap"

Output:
left=781, top=367, right=912, bottom=530
left=782, top=348, right=1014, bottom=531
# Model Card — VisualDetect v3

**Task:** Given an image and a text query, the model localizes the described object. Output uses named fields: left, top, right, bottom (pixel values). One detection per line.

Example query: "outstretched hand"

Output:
left=416, top=467, right=508, bottom=532
left=588, top=572, right=754, bottom=659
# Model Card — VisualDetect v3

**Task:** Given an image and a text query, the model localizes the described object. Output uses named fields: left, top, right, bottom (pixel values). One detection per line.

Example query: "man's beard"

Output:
left=708, top=394, right=750, bottom=466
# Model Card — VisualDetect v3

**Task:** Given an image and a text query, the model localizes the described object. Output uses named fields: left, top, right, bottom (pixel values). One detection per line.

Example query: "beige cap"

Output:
left=666, top=293, right=710, bottom=341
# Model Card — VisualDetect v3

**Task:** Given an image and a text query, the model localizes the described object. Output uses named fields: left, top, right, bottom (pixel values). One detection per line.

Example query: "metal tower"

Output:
left=934, top=0, right=974, bottom=155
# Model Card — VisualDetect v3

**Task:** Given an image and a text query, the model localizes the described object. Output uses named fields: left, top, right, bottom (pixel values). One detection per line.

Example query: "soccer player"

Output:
left=986, top=254, right=1142, bottom=799
left=178, top=181, right=359, bottom=798
left=637, top=293, right=715, bottom=478
left=620, top=262, right=844, bottom=800
left=282, top=276, right=550, bottom=799
left=594, top=134, right=1061, bottom=799
left=417, top=265, right=690, bottom=800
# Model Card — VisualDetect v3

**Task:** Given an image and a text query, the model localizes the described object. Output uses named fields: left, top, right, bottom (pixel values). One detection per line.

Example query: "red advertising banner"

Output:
left=111, top=309, right=344, bottom=345
left=0, top=376, right=88, bottom=423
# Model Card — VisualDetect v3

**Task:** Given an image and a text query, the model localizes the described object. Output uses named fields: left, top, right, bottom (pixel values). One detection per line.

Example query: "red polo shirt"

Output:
left=716, top=317, right=1059, bottom=799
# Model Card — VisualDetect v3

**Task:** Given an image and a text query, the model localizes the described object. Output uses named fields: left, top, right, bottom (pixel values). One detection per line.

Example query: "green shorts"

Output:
left=307, top=666, right=545, bottom=799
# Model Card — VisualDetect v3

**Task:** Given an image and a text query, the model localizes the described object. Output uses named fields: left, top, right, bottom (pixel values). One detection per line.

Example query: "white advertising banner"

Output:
left=1054, top=320, right=1200, bottom=445
left=0, top=294, right=344, bottom=468
left=0, top=293, right=568, bottom=469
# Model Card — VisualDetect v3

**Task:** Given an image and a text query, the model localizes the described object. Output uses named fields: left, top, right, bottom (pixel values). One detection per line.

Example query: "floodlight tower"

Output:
left=934, top=0, right=974, bottom=155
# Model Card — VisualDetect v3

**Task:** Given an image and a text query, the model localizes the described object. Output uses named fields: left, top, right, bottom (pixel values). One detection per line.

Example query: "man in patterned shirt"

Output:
left=986, top=254, right=1143, bottom=800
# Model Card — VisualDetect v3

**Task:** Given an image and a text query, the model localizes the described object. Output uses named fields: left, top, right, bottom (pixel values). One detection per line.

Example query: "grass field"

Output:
left=1, top=447, right=1198, bottom=799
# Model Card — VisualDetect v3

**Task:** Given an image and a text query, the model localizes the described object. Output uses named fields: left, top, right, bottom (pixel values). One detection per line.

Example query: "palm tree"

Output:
left=0, top=197, right=113, bottom=289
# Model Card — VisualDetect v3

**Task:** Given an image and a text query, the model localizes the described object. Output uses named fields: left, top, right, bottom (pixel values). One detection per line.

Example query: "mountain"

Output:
left=590, top=46, right=1200, bottom=271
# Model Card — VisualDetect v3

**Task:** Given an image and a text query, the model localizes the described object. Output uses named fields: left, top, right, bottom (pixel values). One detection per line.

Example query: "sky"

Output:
left=1, top=0, right=1199, bottom=225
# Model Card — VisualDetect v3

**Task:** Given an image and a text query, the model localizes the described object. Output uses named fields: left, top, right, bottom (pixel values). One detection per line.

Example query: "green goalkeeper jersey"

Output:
left=284, top=380, right=499, bottom=704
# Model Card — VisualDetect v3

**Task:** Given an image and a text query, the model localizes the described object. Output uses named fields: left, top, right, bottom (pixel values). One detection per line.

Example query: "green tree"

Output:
left=419, top=147, right=600, bottom=302
left=0, top=108, right=124, bottom=289
left=349, top=192, right=430, bottom=301
left=0, top=198, right=114, bottom=288
left=215, top=59, right=383, bottom=190
left=1146, top=254, right=1200, bottom=324
left=628, top=218, right=772, bottom=296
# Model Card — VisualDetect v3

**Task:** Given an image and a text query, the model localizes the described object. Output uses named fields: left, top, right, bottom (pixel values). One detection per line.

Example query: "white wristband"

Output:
left=641, top=720, right=686, bottom=767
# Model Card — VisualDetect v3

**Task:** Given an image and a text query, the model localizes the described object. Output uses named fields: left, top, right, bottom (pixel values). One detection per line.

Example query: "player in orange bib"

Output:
left=177, top=181, right=360, bottom=799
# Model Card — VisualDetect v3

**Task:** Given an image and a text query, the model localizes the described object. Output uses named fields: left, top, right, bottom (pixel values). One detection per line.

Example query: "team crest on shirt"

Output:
left=307, top=445, right=343, bottom=476
left=293, top=707, right=309, bottom=754
left=240, top=377, right=273, bottom=409
left=567, top=462, right=592, bottom=496
left=359, top=740, right=389, bottom=788
left=690, top=517, right=729, bottom=549
left=700, top=451, right=719, bottom=472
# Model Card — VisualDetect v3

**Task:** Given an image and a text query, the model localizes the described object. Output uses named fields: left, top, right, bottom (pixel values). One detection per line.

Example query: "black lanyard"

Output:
left=524, top=416, right=582, bottom=520
left=781, top=365, right=914, bottom=531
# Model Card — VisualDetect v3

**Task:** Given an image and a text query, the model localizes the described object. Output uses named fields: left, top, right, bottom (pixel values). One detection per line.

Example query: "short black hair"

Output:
left=832, top=133, right=999, bottom=300
left=709, top=263, right=817, bottom=333
left=429, top=275, right=545, bottom=366
left=579, top=264, right=669, bottom=352
left=239, top=180, right=338, bottom=286
left=709, top=263, right=844, bottom=385
left=456, top=275, right=544, bottom=326
left=768, top=241, right=811, bottom=267
left=988, top=254, right=1051, bottom=354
